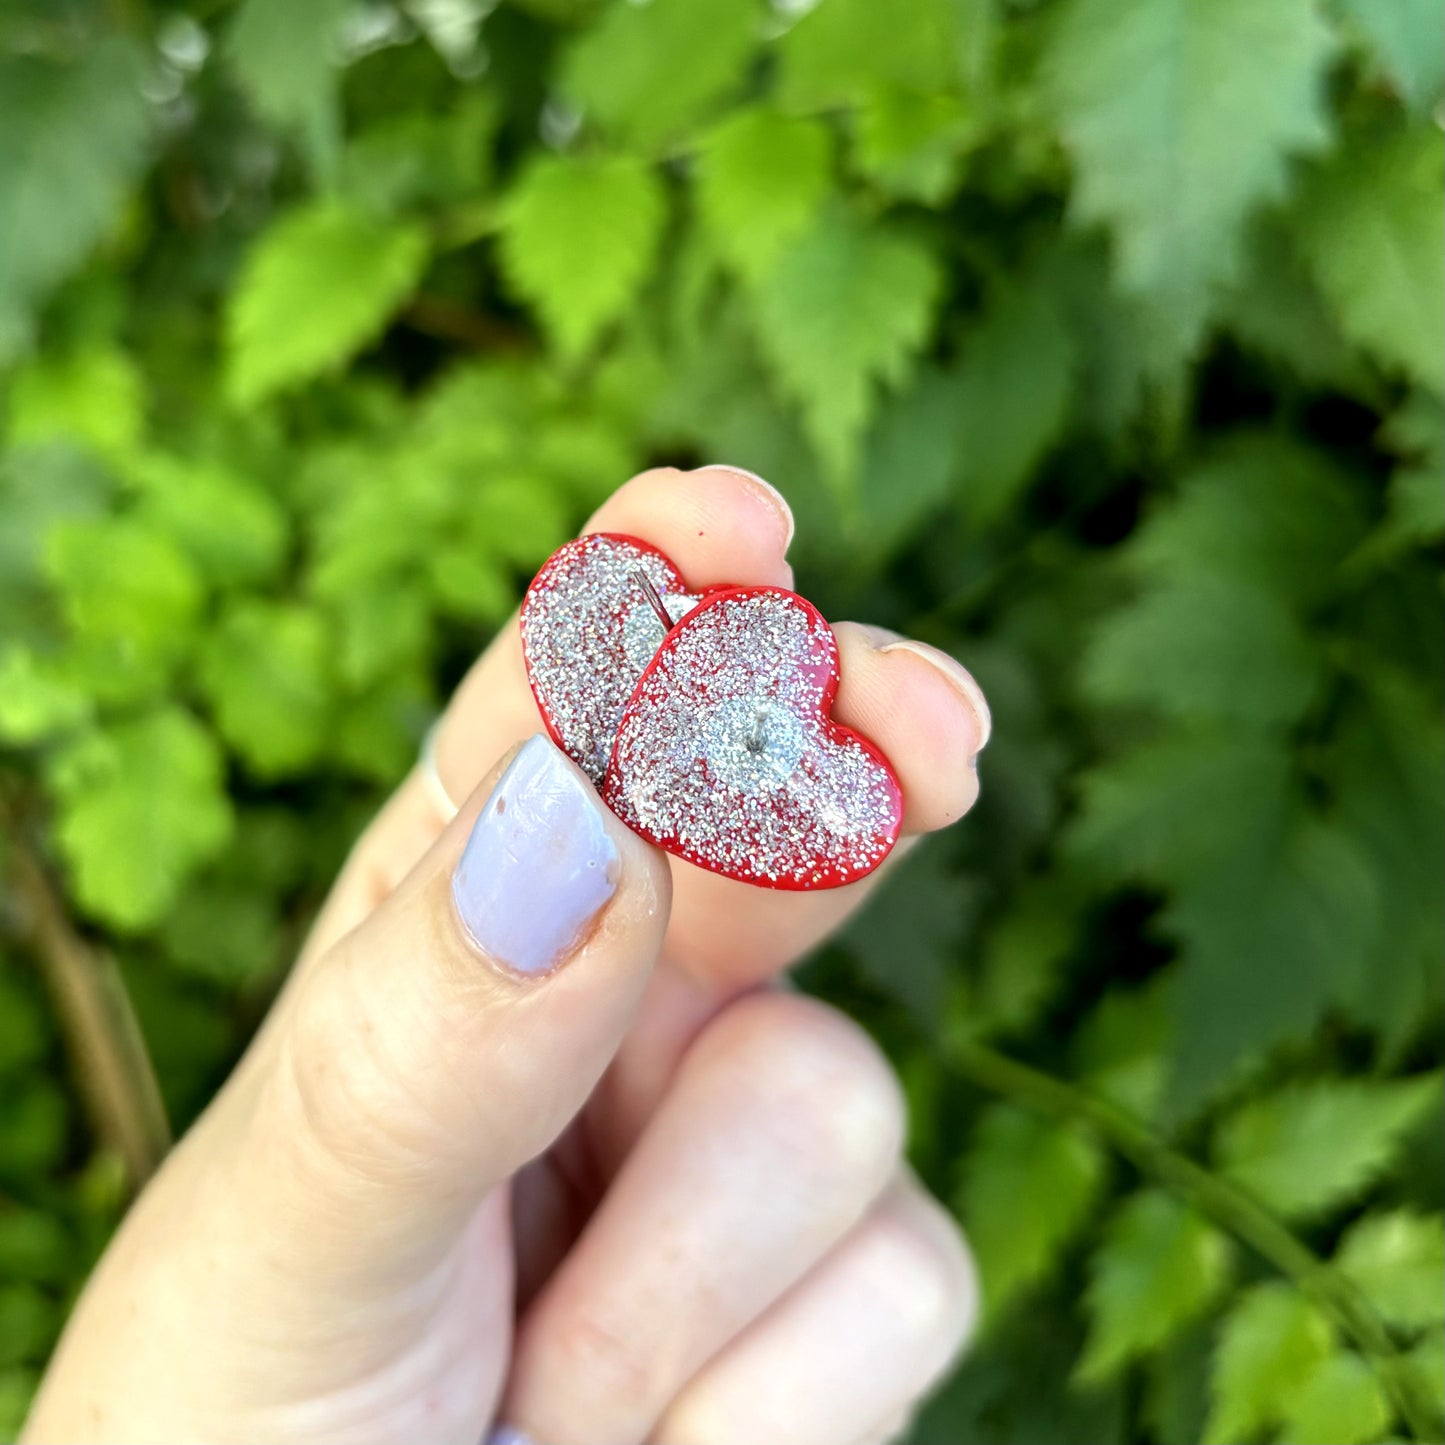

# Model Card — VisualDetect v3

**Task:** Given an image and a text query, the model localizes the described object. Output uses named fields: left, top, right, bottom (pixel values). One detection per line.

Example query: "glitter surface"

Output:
left=521, top=533, right=702, bottom=781
left=603, top=588, right=903, bottom=889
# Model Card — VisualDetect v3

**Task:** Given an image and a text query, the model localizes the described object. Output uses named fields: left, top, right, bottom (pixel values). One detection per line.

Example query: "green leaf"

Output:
left=748, top=209, right=942, bottom=481
left=226, top=201, right=429, bottom=404
left=1071, top=972, right=1174, bottom=1121
left=0, top=645, right=91, bottom=745
left=128, top=453, right=289, bottom=587
left=1295, top=125, right=1445, bottom=396
left=1220, top=215, right=1375, bottom=396
left=0, top=1368, right=39, bottom=1442
left=1166, top=818, right=1383, bottom=1118
left=158, top=880, right=281, bottom=985
left=0, top=1209, right=69, bottom=1285
left=0, top=40, right=150, bottom=357
left=1205, top=1282, right=1333, bottom=1444
left=952, top=274, right=1077, bottom=524
left=561, top=0, right=757, bottom=146
left=0, top=1285, right=55, bottom=1369
left=844, top=841, right=976, bottom=1027
left=200, top=601, right=335, bottom=778
left=777, top=0, right=968, bottom=109
left=1067, top=731, right=1292, bottom=891
left=0, top=1083, right=67, bottom=1176
left=1083, top=572, right=1321, bottom=728
left=1335, top=1209, right=1445, bottom=1331
left=499, top=154, right=666, bottom=362
left=1044, top=0, right=1335, bottom=359
left=957, top=1105, right=1106, bottom=1314
left=48, top=708, right=233, bottom=930
left=1214, top=1074, right=1443, bottom=1220
left=694, top=108, right=833, bottom=283
left=44, top=516, right=204, bottom=681
left=1128, top=433, right=1365, bottom=605
left=1279, top=1351, right=1392, bottom=1445
left=0, top=970, right=50, bottom=1080
left=1376, top=393, right=1445, bottom=550
left=1327, top=670, right=1443, bottom=1048
left=227, top=0, right=348, bottom=180
left=852, top=86, right=977, bottom=204
left=1337, top=0, right=1445, bottom=112
left=1408, top=1330, right=1445, bottom=1416
left=855, top=366, right=961, bottom=558
left=968, top=875, right=1085, bottom=1040
left=8, top=345, right=145, bottom=461
left=1077, top=1191, right=1233, bottom=1383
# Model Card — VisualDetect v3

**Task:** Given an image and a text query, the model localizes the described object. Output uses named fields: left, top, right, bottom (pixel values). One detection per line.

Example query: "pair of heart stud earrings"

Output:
left=521, top=533, right=903, bottom=891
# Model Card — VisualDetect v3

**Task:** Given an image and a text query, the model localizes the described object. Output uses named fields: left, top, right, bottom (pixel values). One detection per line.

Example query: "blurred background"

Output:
left=0, top=0, right=1442, bottom=1439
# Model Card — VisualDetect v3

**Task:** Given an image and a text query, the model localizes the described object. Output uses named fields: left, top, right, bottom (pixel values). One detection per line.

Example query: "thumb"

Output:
left=248, top=733, right=671, bottom=1266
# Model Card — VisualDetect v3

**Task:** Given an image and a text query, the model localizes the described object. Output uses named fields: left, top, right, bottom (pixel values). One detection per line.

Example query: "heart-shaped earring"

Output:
left=602, top=587, right=903, bottom=889
left=521, top=532, right=705, bottom=782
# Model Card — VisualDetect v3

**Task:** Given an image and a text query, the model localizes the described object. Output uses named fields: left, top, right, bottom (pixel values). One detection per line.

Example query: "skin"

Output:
left=23, top=467, right=989, bottom=1445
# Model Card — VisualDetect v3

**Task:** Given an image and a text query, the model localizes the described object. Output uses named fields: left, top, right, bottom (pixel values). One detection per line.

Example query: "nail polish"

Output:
left=452, top=736, right=620, bottom=975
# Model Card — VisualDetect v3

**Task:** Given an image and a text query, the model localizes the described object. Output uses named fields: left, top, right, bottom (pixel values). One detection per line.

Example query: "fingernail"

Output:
left=876, top=639, right=992, bottom=754
left=486, top=1428, right=536, bottom=1445
left=699, top=464, right=795, bottom=552
left=452, top=735, right=620, bottom=976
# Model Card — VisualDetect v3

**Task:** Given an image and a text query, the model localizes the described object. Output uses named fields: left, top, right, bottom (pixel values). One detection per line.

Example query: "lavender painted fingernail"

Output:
left=452, top=735, right=619, bottom=976
left=485, top=1428, right=536, bottom=1445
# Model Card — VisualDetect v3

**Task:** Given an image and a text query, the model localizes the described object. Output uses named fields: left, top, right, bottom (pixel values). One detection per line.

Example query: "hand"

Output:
left=24, top=467, right=990, bottom=1445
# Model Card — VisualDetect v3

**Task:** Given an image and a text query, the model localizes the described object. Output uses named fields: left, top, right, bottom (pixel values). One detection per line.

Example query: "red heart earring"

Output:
left=520, top=534, right=903, bottom=889
left=520, top=533, right=706, bottom=782
left=602, top=586, right=903, bottom=888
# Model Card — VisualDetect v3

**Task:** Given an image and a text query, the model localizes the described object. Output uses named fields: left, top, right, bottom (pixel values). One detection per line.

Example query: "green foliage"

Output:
left=1205, top=1283, right=1334, bottom=1443
left=1335, top=1210, right=1445, bottom=1332
left=48, top=709, right=234, bottom=931
left=0, top=0, right=1441, bottom=1441
left=0, top=40, right=149, bottom=358
left=1215, top=1074, right=1443, bottom=1220
left=560, top=0, right=758, bottom=147
left=226, top=202, right=430, bottom=403
left=748, top=209, right=942, bottom=481
left=1295, top=125, right=1445, bottom=395
left=1077, top=1191, right=1232, bottom=1383
left=1044, top=0, right=1335, bottom=360
left=1278, top=1351, right=1392, bottom=1445
left=226, top=0, right=349, bottom=179
left=695, top=109, right=833, bottom=283
left=1337, top=0, right=1445, bottom=111
left=499, top=154, right=665, bottom=361
left=958, top=1106, right=1106, bottom=1313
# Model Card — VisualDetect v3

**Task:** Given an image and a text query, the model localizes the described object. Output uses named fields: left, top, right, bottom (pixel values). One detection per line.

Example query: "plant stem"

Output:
left=948, top=1036, right=1444, bottom=1443
left=2, top=812, right=171, bottom=1191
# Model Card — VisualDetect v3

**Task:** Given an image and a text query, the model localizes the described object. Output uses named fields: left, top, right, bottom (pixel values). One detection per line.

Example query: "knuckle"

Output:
left=702, top=993, right=906, bottom=1190
left=544, top=1306, right=662, bottom=1420
left=861, top=1194, right=979, bottom=1361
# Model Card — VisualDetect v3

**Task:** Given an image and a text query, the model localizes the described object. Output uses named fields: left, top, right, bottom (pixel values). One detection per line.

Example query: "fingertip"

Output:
left=583, top=465, right=794, bottom=588
left=832, top=624, right=986, bottom=835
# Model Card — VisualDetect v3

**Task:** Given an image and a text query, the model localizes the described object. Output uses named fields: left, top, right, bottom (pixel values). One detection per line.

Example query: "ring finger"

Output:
left=500, top=990, right=908, bottom=1445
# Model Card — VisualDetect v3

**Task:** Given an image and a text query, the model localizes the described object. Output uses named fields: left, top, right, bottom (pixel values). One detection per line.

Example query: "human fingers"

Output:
left=24, top=734, right=672, bottom=1444
left=246, top=733, right=670, bottom=1271
left=499, top=989, right=906, bottom=1445
left=659, top=621, right=987, bottom=985
left=652, top=1173, right=978, bottom=1445
left=301, top=463, right=794, bottom=963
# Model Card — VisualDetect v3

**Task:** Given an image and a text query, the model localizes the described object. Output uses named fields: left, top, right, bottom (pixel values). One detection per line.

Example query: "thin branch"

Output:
left=401, top=294, right=530, bottom=352
left=948, top=1037, right=1444, bottom=1444
left=1, top=800, right=171, bottom=1191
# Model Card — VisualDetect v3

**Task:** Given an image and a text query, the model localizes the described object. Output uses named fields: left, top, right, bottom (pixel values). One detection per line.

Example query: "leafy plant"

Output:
left=0, top=0, right=1441, bottom=1440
